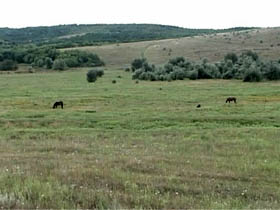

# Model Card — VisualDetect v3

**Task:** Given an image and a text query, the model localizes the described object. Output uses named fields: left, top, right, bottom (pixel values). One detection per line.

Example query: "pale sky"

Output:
left=0, top=0, right=279, bottom=29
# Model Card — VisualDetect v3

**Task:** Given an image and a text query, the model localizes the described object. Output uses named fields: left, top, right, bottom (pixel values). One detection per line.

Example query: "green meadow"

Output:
left=0, top=69, right=280, bottom=208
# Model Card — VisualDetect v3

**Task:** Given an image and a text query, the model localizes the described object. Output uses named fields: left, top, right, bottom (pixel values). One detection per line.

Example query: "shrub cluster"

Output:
left=57, top=50, right=105, bottom=68
left=131, top=51, right=280, bottom=82
left=131, top=58, right=147, bottom=72
left=87, top=69, right=104, bottom=83
left=131, top=56, right=221, bottom=81
left=0, top=60, right=18, bottom=71
left=0, top=47, right=105, bottom=71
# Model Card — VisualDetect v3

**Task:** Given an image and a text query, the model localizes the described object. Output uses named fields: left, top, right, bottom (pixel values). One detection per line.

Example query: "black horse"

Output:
left=53, top=101, right=64, bottom=109
left=226, top=97, right=237, bottom=103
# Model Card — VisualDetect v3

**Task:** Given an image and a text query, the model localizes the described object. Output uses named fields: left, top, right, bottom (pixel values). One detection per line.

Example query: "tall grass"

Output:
left=0, top=69, right=280, bottom=208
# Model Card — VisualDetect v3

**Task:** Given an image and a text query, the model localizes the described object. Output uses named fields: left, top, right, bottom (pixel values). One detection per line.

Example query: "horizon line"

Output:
left=0, top=23, right=265, bottom=30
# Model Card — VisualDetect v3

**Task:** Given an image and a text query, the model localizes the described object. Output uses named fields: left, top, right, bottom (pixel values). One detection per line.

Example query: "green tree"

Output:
left=243, top=66, right=262, bottom=82
left=263, top=62, right=280, bottom=80
left=241, top=50, right=259, bottom=61
left=0, top=60, right=18, bottom=71
left=131, top=58, right=146, bottom=71
left=224, top=52, right=238, bottom=64
left=87, top=70, right=98, bottom=83
left=52, top=59, right=67, bottom=70
left=45, top=57, right=53, bottom=69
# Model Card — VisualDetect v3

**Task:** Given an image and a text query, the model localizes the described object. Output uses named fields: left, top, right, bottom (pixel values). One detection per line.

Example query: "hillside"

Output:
left=0, top=24, right=254, bottom=46
left=64, top=27, right=280, bottom=67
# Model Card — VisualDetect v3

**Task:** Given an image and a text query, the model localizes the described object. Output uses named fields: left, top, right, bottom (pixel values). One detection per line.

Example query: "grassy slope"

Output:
left=0, top=69, right=280, bottom=208
left=65, top=27, right=280, bottom=67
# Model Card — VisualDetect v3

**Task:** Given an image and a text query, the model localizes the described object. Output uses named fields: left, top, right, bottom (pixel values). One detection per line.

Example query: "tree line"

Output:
left=0, top=46, right=104, bottom=71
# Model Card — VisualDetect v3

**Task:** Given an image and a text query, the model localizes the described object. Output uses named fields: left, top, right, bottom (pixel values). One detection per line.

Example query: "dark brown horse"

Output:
left=53, top=101, right=64, bottom=109
left=226, top=97, right=237, bottom=103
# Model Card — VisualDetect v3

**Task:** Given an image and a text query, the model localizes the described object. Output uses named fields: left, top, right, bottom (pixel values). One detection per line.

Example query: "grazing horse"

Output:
left=53, top=101, right=64, bottom=109
left=226, top=97, right=237, bottom=103
left=196, top=104, right=201, bottom=108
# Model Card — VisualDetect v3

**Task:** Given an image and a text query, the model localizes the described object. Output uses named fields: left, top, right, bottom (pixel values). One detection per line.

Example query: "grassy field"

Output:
left=0, top=69, right=280, bottom=208
left=65, top=27, right=280, bottom=68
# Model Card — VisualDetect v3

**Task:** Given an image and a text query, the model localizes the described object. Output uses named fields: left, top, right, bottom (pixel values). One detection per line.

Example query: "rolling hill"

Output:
left=64, top=27, right=280, bottom=68
left=0, top=24, right=254, bottom=46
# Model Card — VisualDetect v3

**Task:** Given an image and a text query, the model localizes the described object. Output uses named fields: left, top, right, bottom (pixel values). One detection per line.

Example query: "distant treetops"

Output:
left=130, top=51, right=280, bottom=82
left=0, top=24, right=255, bottom=47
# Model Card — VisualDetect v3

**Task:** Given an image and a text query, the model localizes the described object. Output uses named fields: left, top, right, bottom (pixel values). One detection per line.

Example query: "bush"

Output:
left=203, top=63, right=221, bottom=78
left=224, top=52, right=238, bottom=64
left=131, top=58, right=146, bottom=71
left=163, top=63, right=174, bottom=74
left=23, top=54, right=35, bottom=64
left=95, top=69, right=104, bottom=77
left=168, top=56, right=185, bottom=66
left=34, top=58, right=45, bottom=68
left=132, top=69, right=143, bottom=80
left=188, top=70, right=198, bottom=80
left=64, top=58, right=79, bottom=68
left=45, top=57, right=53, bottom=69
left=52, top=59, right=67, bottom=70
left=263, top=62, right=280, bottom=80
left=0, top=60, right=18, bottom=71
left=222, top=70, right=234, bottom=79
left=167, top=75, right=172, bottom=82
left=87, top=70, right=98, bottom=83
left=139, top=72, right=157, bottom=81
left=142, top=62, right=155, bottom=72
left=87, top=69, right=104, bottom=83
left=241, top=50, right=259, bottom=61
left=170, top=67, right=185, bottom=80
left=59, top=50, right=105, bottom=67
left=197, top=67, right=212, bottom=79
left=243, top=68, right=262, bottom=82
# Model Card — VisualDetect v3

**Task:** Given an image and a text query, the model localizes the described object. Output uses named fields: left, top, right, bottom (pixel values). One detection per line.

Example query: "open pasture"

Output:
left=0, top=69, right=280, bottom=208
